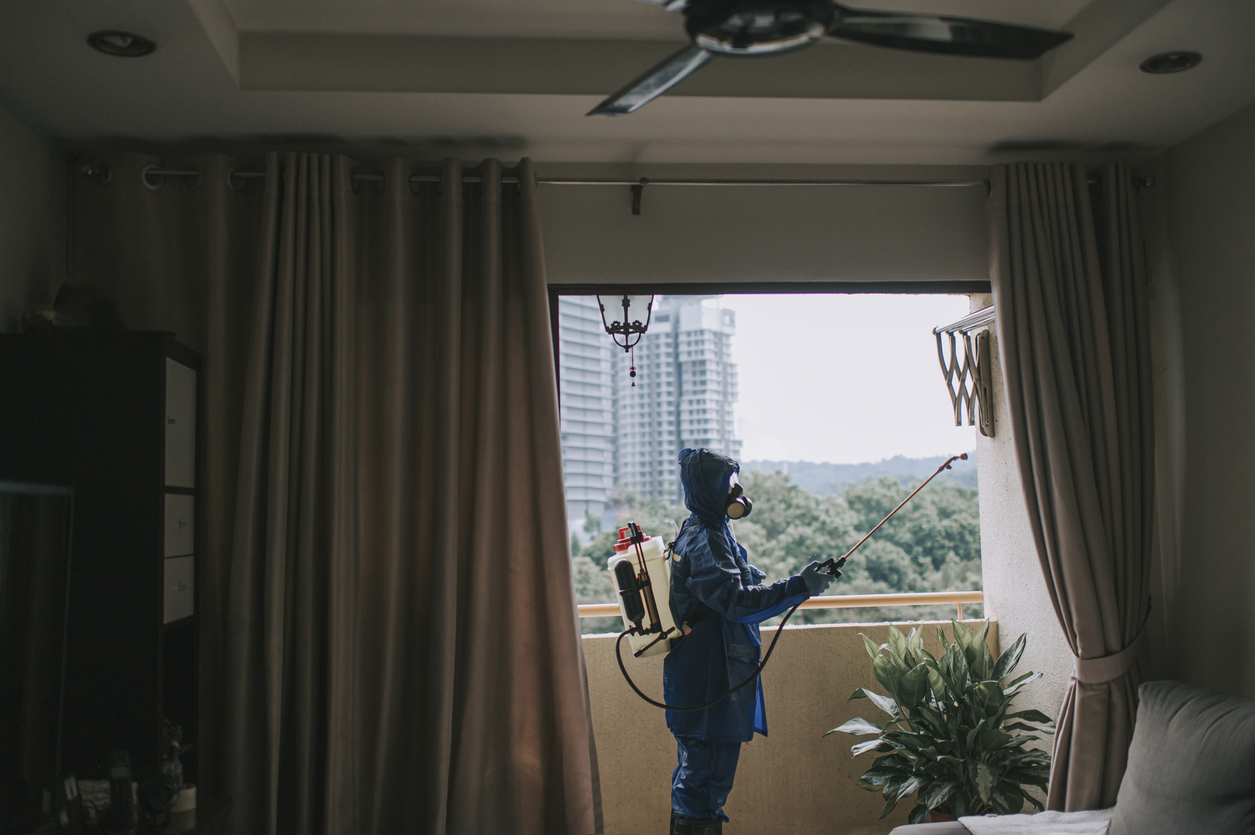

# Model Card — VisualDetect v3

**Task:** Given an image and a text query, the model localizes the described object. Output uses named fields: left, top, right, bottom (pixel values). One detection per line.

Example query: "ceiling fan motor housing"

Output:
left=685, top=0, right=833, bottom=55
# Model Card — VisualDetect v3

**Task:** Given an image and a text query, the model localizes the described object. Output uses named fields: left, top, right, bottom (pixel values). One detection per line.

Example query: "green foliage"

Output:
left=826, top=623, right=1054, bottom=824
left=742, top=471, right=982, bottom=625
left=573, top=469, right=982, bottom=633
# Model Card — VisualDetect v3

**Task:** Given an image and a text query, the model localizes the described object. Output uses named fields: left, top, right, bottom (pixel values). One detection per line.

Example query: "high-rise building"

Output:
left=557, top=296, right=614, bottom=538
left=614, top=296, right=741, bottom=505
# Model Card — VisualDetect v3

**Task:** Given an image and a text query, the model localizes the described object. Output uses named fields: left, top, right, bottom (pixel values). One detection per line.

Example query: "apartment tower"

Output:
left=614, top=296, right=742, bottom=505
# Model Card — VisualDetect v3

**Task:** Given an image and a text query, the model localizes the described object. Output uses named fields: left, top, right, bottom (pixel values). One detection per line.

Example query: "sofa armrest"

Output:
left=889, top=824, right=971, bottom=835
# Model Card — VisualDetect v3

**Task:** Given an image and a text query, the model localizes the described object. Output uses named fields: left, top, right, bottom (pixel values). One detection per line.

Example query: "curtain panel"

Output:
left=70, top=151, right=602, bottom=834
left=988, top=162, right=1154, bottom=810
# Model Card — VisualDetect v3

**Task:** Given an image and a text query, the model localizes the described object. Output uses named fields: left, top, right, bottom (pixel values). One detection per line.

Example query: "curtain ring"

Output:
left=141, top=164, right=164, bottom=190
left=141, top=165, right=201, bottom=191
left=227, top=167, right=248, bottom=193
left=407, top=172, right=421, bottom=195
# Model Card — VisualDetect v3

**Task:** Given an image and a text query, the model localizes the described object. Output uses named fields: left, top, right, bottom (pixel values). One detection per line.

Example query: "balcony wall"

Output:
left=583, top=619, right=998, bottom=835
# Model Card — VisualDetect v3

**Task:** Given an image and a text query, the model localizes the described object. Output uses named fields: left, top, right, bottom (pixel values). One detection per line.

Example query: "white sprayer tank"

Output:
left=607, top=524, right=678, bottom=658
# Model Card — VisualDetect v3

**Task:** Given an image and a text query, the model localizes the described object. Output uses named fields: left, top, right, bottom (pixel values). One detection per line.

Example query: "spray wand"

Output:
left=817, top=452, right=969, bottom=577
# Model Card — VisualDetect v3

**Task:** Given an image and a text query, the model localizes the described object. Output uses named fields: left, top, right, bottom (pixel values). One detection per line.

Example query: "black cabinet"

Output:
left=0, top=332, right=199, bottom=781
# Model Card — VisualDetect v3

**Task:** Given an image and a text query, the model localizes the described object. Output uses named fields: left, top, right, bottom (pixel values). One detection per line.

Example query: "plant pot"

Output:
left=928, top=811, right=958, bottom=822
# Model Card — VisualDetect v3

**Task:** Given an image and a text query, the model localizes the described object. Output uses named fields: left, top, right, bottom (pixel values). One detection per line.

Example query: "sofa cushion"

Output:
left=888, top=824, right=970, bottom=835
left=1109, top=680, right=1255, bottom=835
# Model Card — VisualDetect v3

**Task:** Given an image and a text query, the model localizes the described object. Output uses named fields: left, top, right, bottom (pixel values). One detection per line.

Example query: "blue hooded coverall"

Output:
left=664, top=448, right=810, bottom=823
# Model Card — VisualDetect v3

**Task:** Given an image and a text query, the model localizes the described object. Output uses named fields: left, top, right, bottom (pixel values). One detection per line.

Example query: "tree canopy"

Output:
left=572, top=470, right=982, bottom=633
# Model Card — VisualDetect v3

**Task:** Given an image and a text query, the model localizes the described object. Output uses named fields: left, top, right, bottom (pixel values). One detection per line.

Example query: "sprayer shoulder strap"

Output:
left=666, top=519, right=712, bottom=628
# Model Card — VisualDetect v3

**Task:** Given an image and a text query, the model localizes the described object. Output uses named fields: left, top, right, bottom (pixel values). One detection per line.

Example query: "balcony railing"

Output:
left=579, top=589, right=983, bottom=621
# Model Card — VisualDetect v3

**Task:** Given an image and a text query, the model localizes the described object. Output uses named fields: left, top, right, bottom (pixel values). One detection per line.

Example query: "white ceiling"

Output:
left=221, top=0, right=1095, bottom=39
left=1, top=0, right=1253, bottom=165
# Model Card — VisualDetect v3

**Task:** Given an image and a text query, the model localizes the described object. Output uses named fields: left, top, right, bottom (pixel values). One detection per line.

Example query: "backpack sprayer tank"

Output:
left=607, top=522, right=678, bottom=658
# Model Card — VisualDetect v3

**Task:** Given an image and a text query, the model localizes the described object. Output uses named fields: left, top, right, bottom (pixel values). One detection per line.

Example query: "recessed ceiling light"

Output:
left=1140, top=51, right=1201, bottom=74
left=87, top=31, right=156, bottom=58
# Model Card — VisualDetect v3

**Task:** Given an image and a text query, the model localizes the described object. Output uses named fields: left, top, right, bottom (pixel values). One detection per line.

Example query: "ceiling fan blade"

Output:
left=588, top=45, right=715, bottom=116
left=828, top=6, right=1072, bottom=60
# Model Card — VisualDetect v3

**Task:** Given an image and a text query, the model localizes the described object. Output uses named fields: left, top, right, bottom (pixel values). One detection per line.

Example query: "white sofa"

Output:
left=889, top=681, right=1255, bottom=835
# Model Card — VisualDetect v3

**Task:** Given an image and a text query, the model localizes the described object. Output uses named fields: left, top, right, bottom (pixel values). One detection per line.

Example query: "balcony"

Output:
left=580, top=593, right=993, bottom=835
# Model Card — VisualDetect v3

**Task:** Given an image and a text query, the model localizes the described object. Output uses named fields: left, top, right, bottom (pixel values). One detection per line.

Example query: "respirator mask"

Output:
left=726, top=472, right=753, bottom=519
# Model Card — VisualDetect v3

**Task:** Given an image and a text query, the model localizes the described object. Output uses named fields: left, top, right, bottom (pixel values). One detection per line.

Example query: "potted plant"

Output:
left=826, top=621, right=1053, bottom=825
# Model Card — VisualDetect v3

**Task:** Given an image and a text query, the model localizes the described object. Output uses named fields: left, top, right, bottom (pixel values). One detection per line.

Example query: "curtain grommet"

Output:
left=227, top=167, right=248, bottom=193
left=141, top=164, right=163, bottom=191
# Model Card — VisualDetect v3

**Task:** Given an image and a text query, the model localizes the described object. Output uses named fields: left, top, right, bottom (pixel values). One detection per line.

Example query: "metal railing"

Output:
left=579, top=590, right=983, bottom=622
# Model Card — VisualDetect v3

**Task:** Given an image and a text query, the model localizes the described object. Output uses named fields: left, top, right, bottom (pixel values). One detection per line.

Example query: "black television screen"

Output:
left=0, top=482, right=72, bottom=830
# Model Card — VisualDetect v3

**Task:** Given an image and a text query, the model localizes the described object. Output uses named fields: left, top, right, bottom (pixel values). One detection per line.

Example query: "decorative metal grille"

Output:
left=933, top=306, right=995, bottom=437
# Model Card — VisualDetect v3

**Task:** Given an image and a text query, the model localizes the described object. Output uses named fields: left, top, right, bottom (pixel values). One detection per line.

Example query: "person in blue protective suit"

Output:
left=664, top=447, right=839, bottom=835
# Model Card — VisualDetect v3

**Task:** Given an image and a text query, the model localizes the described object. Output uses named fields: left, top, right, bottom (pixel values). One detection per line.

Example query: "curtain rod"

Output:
left=79, top=164, right=1154, bottom=196
left=77, top=163, right=991, bottom=192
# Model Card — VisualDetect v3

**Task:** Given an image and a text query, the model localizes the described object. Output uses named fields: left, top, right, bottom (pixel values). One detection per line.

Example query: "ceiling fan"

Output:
left=588, top=0, right=1073, bottom=115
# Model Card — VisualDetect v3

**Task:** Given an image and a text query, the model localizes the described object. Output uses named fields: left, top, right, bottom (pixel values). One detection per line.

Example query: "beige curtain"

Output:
left=989, top=162, right=1154, bottom=810
left=70, top=151, right=601, bottom=834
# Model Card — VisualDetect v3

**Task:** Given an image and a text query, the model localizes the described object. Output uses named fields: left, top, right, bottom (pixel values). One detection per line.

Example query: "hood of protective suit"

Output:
left=679, top=447, right=740, bottom=527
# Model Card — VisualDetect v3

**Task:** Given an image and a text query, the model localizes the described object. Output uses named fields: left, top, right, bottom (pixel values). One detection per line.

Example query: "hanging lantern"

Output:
left=597, top=294, right=655, bottom=386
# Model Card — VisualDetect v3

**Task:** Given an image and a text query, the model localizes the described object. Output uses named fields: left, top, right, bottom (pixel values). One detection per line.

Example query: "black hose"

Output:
left=614, top=599, right=803, bottom=711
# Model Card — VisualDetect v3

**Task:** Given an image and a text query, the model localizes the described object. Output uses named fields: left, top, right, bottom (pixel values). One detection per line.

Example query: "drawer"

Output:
left=164, top=494, right=194, bottom=557
left=163, top=556, right=194, bottom=624
left=165, top=358, right=197, bottom=488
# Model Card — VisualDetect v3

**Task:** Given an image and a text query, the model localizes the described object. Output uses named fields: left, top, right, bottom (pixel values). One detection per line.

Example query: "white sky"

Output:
left=725, top=293, right=979, bottom=464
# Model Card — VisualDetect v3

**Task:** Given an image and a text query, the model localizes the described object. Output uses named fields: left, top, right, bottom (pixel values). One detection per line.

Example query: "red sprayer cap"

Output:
left=613, top=526, right=632, bottom=553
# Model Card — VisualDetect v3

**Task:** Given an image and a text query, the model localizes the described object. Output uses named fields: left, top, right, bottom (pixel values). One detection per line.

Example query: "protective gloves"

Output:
left=748, top=564, right=767, bottom=584
left=800, top=560, right=838, bottom=596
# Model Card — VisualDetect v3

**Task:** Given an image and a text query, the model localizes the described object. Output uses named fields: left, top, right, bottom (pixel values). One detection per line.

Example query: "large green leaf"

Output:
left=971, top=681, right=1005, bottom=714
left=885, top=730, right=930, bottom=754
left=927, top=667, right=948, bottom=700
left=990, top=786, right=1021, bottom=815
left=856, top=765, right=911, bottom=787
left=874, top=655, right=904, bottom=699
left=965, top=719, right=988, bottom=751
left=972, top=620, right=993, bottom=679
left=981, top=730, right=1015, bottom=753
left=887, top=626, right=908, bottom=664
left=908, top=803, right=930, bottom=825
left=907, top=627, right=925, bottom=664
left=899, top=663, right=932, bottom=709
left=1003, top=671, right=1042, bottom=697
left=993, top=633, right=1026, bottom=681
left=968, top=761, right=995, bottom=804
left=827, top=717, right=882, bottom=736
left=950, top=644, right=971, bottom=692
left=852, top=738, right=891, bottom=757
left=860, top=688, right=901, bottom=719
left=1006, top=708, right=1054, bottom=724
left=861, top=632, right=882, bottom=661
left=921, top=780, right=959, bottom=811
left=950, top=620, right=974, bottom=657
left=895, top=775, right=926, bottom=802
left=912, top=704, right=950, bottom=739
